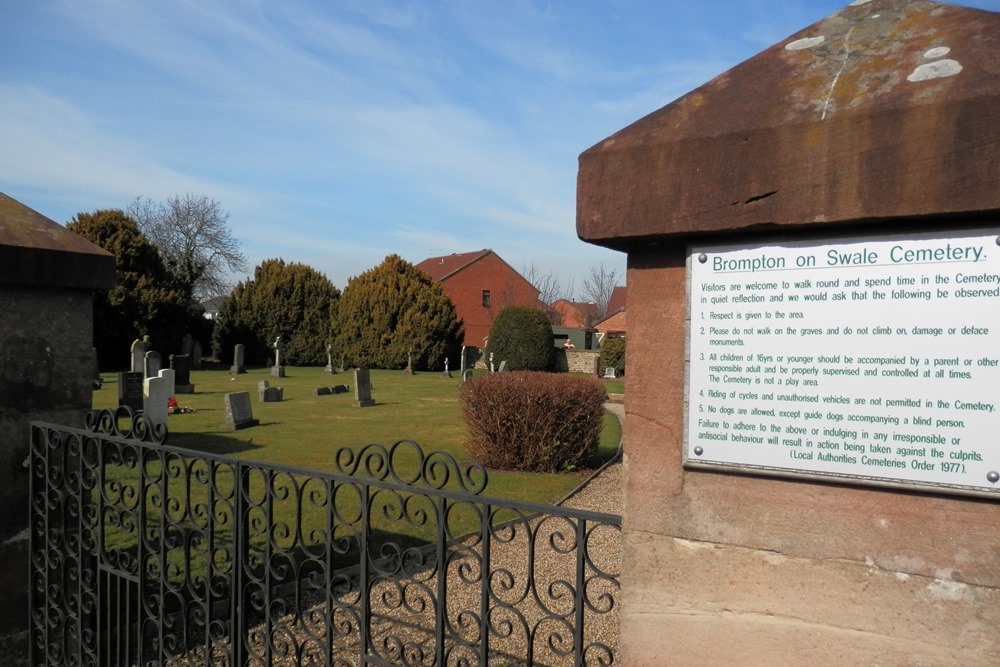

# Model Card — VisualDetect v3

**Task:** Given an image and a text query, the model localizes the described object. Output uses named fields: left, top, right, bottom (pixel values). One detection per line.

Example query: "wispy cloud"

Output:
left=11, top=0, right=995, bottom=292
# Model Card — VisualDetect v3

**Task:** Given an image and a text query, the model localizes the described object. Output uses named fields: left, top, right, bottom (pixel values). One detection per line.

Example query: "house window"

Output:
left=482, top=290, right=491, bottom=308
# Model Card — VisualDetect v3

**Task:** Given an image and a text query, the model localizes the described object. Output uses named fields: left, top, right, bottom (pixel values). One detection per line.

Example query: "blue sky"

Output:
left=2, top=0, right=997, bottom=297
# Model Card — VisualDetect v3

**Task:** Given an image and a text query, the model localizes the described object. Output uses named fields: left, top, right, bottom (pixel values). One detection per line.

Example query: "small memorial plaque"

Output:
left=686, top=226, right=1000, bottom=500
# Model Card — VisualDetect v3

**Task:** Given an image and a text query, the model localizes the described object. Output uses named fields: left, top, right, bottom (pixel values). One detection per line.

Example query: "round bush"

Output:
left=459, top=372, right=607, bottom=472
left=485, top=306, right=553, bottom=371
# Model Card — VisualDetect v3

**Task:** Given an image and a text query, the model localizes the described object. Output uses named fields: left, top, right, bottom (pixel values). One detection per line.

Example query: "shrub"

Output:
left=211, top=259, right=340, bottom=365
left=335, top=255, right=464, bottom=370
left=599, top=337, right=626, bottom=377
left=459, top=372, right=607, bottom=472
left=485, top=306, right=553, bottom=372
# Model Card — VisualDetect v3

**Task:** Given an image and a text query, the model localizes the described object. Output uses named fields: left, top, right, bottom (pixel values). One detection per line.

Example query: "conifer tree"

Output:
left=335, top=255, right=464, bottom=370
left=68, top=209, right=196, bottom=364
left=212, top=259, right=339, bottom=365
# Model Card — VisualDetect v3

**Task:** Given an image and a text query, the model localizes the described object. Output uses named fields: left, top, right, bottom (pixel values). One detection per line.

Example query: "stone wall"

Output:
left=0, top=287, right=96, bottom=650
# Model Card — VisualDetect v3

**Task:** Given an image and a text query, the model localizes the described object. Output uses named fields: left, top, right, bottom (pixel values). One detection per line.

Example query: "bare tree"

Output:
left=129, top=194, right=247, bottom=300
left=520, top=262, right=563, bottom=306
left=581, top=263, right=621, bottom=316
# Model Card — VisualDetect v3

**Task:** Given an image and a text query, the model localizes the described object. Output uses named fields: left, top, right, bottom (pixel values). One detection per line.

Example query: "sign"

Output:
left=686, top=227, right=1000, bottom=499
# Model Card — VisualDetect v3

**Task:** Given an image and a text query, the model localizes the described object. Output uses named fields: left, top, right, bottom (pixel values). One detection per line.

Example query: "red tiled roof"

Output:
left=606, top=285, right=626, bottom=315
left=415, top=249, right=492, bottom=282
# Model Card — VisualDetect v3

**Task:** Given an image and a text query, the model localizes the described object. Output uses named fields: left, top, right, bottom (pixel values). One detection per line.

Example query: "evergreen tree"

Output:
left=485, top=306, right=554, bottom=372
left=68, top=209, right=196, bottom=366
left=335, top=255, right=464, bottom=370
left=212, top=259, right=339, bottom=366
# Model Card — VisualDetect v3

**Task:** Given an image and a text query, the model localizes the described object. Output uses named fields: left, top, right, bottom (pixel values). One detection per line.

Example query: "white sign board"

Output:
left=686, top=227, right=1000, bottom=499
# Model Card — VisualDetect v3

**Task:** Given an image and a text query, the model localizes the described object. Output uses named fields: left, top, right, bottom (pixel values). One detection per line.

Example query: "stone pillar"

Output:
left=576, top=3, right=1000, bottom=665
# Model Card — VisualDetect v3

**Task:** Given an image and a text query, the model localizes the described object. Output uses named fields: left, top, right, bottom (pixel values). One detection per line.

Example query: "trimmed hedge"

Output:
left=459, top=372, right=607, bottom=472
left=599, top=337, right=626, bottom=377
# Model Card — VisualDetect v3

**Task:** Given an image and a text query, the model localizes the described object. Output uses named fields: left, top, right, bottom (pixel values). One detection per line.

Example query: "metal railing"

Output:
left=29, top=409, right=621, bottom=666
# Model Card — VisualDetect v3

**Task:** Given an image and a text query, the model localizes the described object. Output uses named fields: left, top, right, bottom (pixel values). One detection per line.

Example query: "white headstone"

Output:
left=143, top=368, right=175, bottom=429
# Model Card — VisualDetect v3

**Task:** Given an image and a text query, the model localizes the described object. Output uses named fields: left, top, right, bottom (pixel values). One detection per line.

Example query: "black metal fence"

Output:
left=29, top=410, right=621, bottom=666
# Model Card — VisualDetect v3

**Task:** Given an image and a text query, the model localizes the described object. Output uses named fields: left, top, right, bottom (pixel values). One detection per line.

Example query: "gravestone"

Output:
left=181, top=333, right=194, bottom=356
left=230, top=343, right=246, bottom=374
left=144, top=350, right=162, bottom=379
left=313, top=385, right=349, bottom=396
left=224, top=391, right=259, bottom=430
left=192, top=341, right=203, bottom=369
left=441, top=358, right=451, bottom=378
left=130, top=338, right=145, bottom=373
left=170, top=354, right=194, bottom=393
left=603, top=367, right=616, bottom=379
left=117, top=371, right=144, bottom=412
left=403, top=348, right=414, bottom=375
left=143, top=368, right=175, bottom=429
left=497, top=360, right=508, bottom=372
left=257, top=379, right=282, bottom=402
left=324, top=344, right=334, bottom=374
left=271, top=336, right=286, bottom=378
left=353, top=368, right=375, bottom=407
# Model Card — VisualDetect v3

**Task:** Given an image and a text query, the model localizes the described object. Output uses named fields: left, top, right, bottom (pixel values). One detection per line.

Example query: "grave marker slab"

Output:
left=230, top=343, right=246, bottom=374
left=353, top=368, right=375, bottom=407
left=117, top=371, right=144, bottom=412
left=130, top=338, right=145, bottom=373
left=143, top=368, right=175, bottom=429
left=170, top=354, right=194, bottom=393
left=144, top=350, right=161, bottom=379
left=224, top=392, right=259, bottom=430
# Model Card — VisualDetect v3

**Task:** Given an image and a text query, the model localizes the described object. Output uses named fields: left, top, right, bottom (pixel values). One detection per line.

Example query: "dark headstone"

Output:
left=230, top=343, right=246, bottom=375
left=314, top=385, right=350, bottom=396
left=259, top=386, right=283, bottom=402
left=257, top=380, right=280, bottom=402
left=224, top=392, right=258, bottom=430
left=353, top=368, right=375, bottom=407
left=117, top=371, right=144, bottom=412
left=170, top=354, right=194, bottom=393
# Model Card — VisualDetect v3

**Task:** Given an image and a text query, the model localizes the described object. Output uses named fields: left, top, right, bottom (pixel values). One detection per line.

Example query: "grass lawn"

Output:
left=93, top=365, right=622, bottom=506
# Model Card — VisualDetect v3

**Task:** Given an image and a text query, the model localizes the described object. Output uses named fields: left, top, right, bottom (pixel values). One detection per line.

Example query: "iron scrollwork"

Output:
left=30, top=425, right=620, bottom=666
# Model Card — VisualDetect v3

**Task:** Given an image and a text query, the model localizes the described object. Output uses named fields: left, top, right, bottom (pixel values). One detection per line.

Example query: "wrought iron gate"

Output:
left=29, top=410, right=621, bottom=666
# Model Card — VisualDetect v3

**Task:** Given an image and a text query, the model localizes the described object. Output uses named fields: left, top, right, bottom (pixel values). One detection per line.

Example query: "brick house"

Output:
left=549, top=299, right=602, bottom=328
left=594, top=308, right=626, bottom=339
left=415, top=249, right=540, bottom=349
left=606, top=285, right=626, bottom=317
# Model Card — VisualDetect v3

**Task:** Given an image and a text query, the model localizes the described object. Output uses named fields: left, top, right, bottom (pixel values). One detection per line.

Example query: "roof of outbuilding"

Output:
left=0, top=192, right=115, bottom=289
